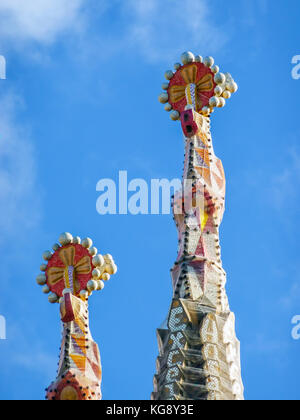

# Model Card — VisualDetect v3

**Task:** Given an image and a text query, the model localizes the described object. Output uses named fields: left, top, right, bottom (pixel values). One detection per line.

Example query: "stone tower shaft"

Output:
left=153, top=52, right=244, bottom=401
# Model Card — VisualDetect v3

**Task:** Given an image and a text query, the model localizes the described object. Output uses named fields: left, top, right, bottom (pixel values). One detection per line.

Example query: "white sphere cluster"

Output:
left=36, top=232, right=118, bottom=304
left=158, top=52, right=239, bottom=119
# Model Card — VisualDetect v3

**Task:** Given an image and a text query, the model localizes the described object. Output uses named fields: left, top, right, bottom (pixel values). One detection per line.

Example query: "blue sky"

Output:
left=0, top=0, right=299, bottom=400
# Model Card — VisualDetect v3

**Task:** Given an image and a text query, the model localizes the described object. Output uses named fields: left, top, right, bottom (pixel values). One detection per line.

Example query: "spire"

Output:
left=153, top=52, right=244, bottom=401
left=36, top=232, right=117, bottom=400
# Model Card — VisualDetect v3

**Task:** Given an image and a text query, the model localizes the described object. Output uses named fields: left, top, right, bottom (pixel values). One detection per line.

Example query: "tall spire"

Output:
left=36, top=232, right=117, bottom=400
left=153, top=52, right=244, bottom=400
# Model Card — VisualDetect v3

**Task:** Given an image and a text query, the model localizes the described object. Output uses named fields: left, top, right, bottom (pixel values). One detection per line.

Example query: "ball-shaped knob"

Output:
left=158, top=92, right=169, bottom=104
left=59, top=232, right=73, bottom=246
left=36, top=274, right=47, bottom=286
left=170, top=110, right=180, bottom=121
left=181, top=51, right=195, bottom=65
left=82, top=238, right=93, bottom=249
left=203, top=56, right=214, bottom=67
left=165, top=70, right=174, bottom=81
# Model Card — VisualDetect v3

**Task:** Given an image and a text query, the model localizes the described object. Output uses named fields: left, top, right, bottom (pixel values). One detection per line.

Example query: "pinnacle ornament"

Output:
left=153, top=52, right=243, bottom=401
left=36, top=232, right=117, bottom=401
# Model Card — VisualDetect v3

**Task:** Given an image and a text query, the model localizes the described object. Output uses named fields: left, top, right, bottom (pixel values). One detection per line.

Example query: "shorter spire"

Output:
left=36, top=232, right=117, bottom=401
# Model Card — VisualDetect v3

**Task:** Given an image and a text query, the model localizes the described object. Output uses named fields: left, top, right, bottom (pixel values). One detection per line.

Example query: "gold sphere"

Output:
left=165, top=70, right=174, bottom=81
left=97, top=280, right=105, bottom=291
left=214, top=86, right=223, bottom=96
left=36, top=274, right=46, bottom=286
left=159, top=92, right=169, bottom=104
left=48, top=293, right=59, bottom=304
left=181, top=51, right=195, bottom=65
left=202, top=106, right=210, bottom=116
left=106, top=263, right=117, bottom=275
left=170, top=110, right=180, bottom=121
left=211, top=65, right=219, bottom=74
left=80, top=290, right=88, bottom=300
left=87, top=280, right=98, bottom=292
left=82, top=238, right=93, bottom=249
left=92, top=254, right=105, bottom=267
left=104, top=254, right=113, bottom=263
left=214, top=72, right=226, bottom=85
left=222, top=90, right=231, bottom=99
left=43, top=251, right=52, bottom=261
left=227, top=81, right=238, bottom=93
left=92, top=268, right=101, bottom=279
left=102, top=273, right=111, bottom=282
left=59, top=232, right=73, bottom=246
left=89, top=247, right=98, bottom=256
left=218, top=97, right=226, bottom=108
left=43, top=285, right=50, bottom=294
left=209, top=96, right=219, bottom=108
left=204, top=56, right=214, bottom=68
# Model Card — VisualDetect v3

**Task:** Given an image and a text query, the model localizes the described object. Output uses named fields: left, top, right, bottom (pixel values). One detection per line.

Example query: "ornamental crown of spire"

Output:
left=36, top=232, right=117, bottom=304
left=158, top=51, right=238, bottom=120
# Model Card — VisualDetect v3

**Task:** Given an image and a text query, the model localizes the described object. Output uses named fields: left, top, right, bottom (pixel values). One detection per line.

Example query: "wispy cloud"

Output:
left=241, top=0, right=269, bottom=26
left=243, top=145, right=300, bottom=218
left=2, top=322, right=57, bottom=380
left=0, top=0, right=86, bottom=47
left=245, top=333, right=287, bottom=355
left=123, top=0, right=227, bottom=63
left=0, top=0, right=228, bottom=63
left=270, top=147, right=300, bottom=211
left=0, top=92, right=41, bottom=242
left=13, top=349, right=56, bottom=377
left=278, top=260, right=300, bottom=310
left=280, top=281, right=300, bottom=310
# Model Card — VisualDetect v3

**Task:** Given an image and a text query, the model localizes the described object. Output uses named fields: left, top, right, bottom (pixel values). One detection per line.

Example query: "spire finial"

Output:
left=158, top=51, right=238, bottom=120
left=37, top=232, right=117, bottom=303
left=37, top=232, right=117, bottom=401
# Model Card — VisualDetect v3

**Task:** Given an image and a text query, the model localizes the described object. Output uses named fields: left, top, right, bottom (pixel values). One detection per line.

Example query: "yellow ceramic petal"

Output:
left=180, top=64, right=197, bottom=84
left=59, top=246, right=75, bottom=267
left=75, top=256, right=91, bottom=274
left=169, top=85, right=186, bottom=103
left=197, top=73, right=214, bottom=92
left=47, top=267, right=64, bottom=286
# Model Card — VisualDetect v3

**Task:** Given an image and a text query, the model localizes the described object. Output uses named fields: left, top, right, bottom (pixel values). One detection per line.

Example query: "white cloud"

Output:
left=245, top=333, right=286, bottom=354
left=13, top=349, right=56, bottom=377
left=0, top=92, right=41, bottom=242
left=241, top=0, right=269, bottom=25
left=280, top=281, right=300, bottom=310
left=123, top=0, right=227, bottom=63
left=270, top=147, right=300, bottom=211
left=0, top=0, right=227, bottom=62
left=0, top=0, right=86, bottom=46
left=2, top=322, right=57, bottom=382
left=278, top=261, right=300, bottom=310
